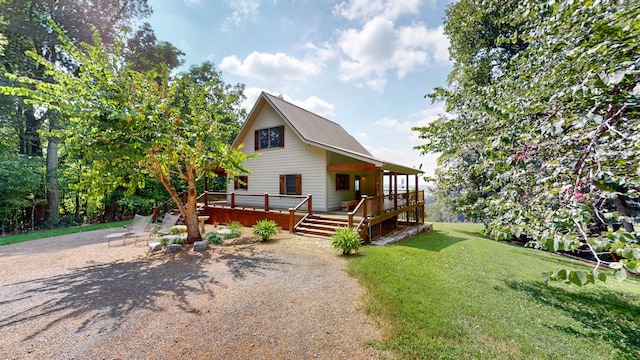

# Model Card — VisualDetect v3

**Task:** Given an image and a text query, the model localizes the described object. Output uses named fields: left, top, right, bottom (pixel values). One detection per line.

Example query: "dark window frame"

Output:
left=254, top=125, right=285, bottom=150
left=234, top=175, right=248, bottom=191
left=279, top=174, right=302, bottom=195
left=335, top=174, right=350, bottom=191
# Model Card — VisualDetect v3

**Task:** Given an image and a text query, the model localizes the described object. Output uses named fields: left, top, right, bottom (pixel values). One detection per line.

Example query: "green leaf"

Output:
left=609, top=262, right=623, bottom=270
left=568, top=271, right=587, bottom=286
left=614, top=268, right=627, bottom=282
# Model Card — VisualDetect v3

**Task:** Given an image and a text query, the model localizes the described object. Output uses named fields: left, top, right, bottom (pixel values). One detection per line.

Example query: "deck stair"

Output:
left=294, top=214, right=351, bottom=239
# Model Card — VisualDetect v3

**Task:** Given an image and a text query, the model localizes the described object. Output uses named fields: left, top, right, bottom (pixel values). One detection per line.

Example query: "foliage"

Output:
left=0, top=152, right=45, bottom=233
left=252, top=219, right=278, bottom=241
left=0, top=24, right=249, bottom=243
left=348, top=223, right=640, bottom=359
left=169, top=225, right=187, bottom=234
left=331, top=226, right=362, bottom=255
left=221, top=228, right=241, bottom=239
left=158, top=234, right=186, bottom=247
left=414, top=0, right=640, bottom=283
left=227, top=221, right=242, bottom=230
left=203, top=231, right=223, bottom=245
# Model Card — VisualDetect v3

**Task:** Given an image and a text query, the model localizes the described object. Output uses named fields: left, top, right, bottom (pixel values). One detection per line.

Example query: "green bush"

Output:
left=222, top=228, right=241, bottom=239
left=331, top=227, right=362, bottom=255
left=204, top=232, right=223, bottom=245
left=169, top=225, right=187, bottom=234
left=159, top=235, right=187, bottom=246
left=227, top=221, right=242, bottom=230
left=252, top=219, right=278, bottom=241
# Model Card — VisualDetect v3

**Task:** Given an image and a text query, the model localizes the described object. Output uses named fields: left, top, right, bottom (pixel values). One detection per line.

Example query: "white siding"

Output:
left=228, top=106, right=329, bottom=211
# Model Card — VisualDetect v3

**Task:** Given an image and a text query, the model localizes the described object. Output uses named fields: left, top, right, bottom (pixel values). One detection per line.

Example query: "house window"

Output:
left=234, top=175, right=248, bottom=191
left=255, top=125, right=284, bottom=150
left=336, top=174, right=350, bottom=190
left=279, top=174, right=301, bottom=195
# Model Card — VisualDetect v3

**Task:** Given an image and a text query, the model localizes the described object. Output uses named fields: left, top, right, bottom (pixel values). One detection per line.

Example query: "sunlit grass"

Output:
left=0, top=221, right=131, bottom=246
left=349, top=222, right=640, bottom=359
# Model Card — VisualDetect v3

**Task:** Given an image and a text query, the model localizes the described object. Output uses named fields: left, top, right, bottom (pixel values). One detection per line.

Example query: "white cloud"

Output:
left=336, top=18, right=450, bottom=91
left=240, top=87, right=336, bottom=119
left=220, top=51, right=321, bottom=82
left=224, top=0, right=260, bottom=28
left=183, top=0, right=201, bottom=6
left=333, top=0, right=423, bottom=21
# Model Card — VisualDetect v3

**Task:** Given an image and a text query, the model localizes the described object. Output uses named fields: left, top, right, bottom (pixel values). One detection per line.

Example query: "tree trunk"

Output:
left=45, top=136, right=60, bottom=224
left=613, top=192, right=635, bottom=233
left=184, top=179, right=201, bottom=244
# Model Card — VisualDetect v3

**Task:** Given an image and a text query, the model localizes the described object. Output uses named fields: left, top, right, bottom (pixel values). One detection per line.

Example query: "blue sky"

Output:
left=146, top=0, right=453, bottom=180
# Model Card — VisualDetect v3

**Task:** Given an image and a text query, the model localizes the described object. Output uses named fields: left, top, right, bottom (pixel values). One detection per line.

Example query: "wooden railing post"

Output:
left=264, top=193, right=269, bottom=212
left=289, top=208, right=295, bottom=232
left=230, top=192, right=235, bottom=208
left=362, top=195, right=368, bottom=218
left=204, top=191, right=209, bottom=208
left=152, top=207, right=158, bottom=222
left=348, top=212, right=353, bottom=228
left=307, top=194, right=312, bottom=215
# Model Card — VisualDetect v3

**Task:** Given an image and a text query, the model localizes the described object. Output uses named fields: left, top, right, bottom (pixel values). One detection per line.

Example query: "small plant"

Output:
left=169, top=225, right=187, bottom=234
left=204, top=232, right=223, bottom=245
left=159, top=235, right=187, bottom=246
left=252, top=219, right=278, bottom=241
left=227, top=221, right=242, bottom=230
left=331, top=227, right=362, bottom=255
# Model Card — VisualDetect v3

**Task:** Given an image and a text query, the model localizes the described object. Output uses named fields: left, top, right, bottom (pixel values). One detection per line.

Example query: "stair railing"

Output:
left=288, top=194, right=312, bottom=231
left=347, top=195, right=368, bottom=228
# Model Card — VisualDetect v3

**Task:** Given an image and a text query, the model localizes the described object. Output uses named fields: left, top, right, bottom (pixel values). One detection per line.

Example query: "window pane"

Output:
left=285, top=174, right=297, bottom=194
left=260, top=129, right=269, bottom=149
left=269, top=127, right=280, bottom=148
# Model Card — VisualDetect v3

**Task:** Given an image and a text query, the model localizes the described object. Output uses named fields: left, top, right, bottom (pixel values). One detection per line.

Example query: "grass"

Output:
left=349, top=222, right=640, bottom=360
left=0, top=221, right=131, bottom=246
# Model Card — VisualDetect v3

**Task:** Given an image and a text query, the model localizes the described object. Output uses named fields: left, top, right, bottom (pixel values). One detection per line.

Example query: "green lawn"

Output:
left=349, top=223, right=640, bottom=360
left=0, top=221, right=131, bottom=246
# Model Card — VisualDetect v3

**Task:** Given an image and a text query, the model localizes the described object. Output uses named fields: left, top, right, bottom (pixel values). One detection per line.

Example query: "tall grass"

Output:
left=349, top=223, right=640, bottom=359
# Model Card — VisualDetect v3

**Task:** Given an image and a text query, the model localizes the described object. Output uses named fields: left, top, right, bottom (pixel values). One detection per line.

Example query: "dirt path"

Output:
left=0, top=226, right=382, bottom=359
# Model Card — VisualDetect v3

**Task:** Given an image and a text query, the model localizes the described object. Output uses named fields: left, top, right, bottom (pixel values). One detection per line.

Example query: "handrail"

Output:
left=348, top=195, right=368, bottom=227
left=289, top=194, right=312, bottom=232
left=290, top=194, right=312, bottom=213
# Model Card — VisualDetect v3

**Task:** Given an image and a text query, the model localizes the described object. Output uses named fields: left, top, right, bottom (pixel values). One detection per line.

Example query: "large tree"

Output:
left=0, top=0, right=182, bottom=226
left=414, top=0, right=640, bottom=284
left=2, top=26, right=249, bottom=243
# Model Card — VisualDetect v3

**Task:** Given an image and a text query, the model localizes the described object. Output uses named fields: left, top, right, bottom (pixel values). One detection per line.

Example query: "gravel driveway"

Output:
left=0, top=226, right=381, bottom=359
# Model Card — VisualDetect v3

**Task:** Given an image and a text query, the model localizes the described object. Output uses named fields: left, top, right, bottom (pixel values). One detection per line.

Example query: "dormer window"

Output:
left=255, top=126, right=284, bottom=150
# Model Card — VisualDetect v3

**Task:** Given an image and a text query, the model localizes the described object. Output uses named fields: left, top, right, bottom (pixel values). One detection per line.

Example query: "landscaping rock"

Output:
left=193, top=240, right=208, bottom=251
left=216, top=228, right=232, bottom=235
left=148, top=241, right=163, bottom=253
left=165, top=244, right=182, bottom=254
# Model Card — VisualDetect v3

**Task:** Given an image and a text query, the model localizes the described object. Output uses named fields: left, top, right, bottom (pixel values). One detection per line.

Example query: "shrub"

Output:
left=169, top=225, right=187, bottom=234
left=204, top=232, right=223, bottom=245
left=331, top=227, right=362, bottom=255
left=222, top=228, right=241, bottom=239
left=252, top=219, right=278, bottom=241
left=227, top=221, right=242, bottom=230
left=159, top=235, right=187, bottom=246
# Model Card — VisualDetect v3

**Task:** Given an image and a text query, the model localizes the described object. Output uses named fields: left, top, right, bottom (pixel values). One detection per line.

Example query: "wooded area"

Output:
left=414, top=0, right=639, bottom=283
left=0, top=0, right=244, bottom=242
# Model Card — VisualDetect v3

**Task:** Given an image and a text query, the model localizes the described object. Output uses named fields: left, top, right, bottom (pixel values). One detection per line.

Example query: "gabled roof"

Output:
left=233, top=92, right=423, bottom=175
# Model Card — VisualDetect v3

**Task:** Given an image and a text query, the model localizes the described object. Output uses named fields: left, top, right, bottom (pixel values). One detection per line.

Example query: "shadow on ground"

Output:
left=505, top=279, right=640, bottom=357
left=0, top=247, right=289, bottom=341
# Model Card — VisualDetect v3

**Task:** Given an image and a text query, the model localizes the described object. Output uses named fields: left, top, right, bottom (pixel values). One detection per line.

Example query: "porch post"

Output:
left=289, top=208, right=295, bottom=232
left=415, top=175, right=419, bottom=202
left=307, top=195, right=313, bottom=215
left=393, top=172, right=398, bottom=209
left=230, top=192, right=235, bottom=208
left=264, top=193, right=269, bottom=212
left=377, top=168, right=382, bottom=215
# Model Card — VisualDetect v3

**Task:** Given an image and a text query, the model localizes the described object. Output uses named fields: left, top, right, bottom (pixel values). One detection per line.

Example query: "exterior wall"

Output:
left=229, top=105, right=329, bottom=211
